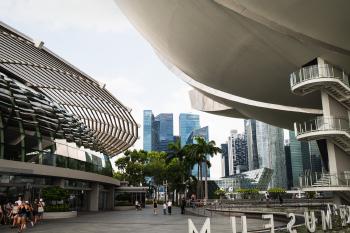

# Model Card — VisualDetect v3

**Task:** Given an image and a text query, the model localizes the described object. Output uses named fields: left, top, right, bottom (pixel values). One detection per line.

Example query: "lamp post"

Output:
left=163, top=180, right=168, bottom=202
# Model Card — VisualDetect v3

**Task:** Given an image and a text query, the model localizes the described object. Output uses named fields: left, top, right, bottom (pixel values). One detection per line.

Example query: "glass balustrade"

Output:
left=299, top=172, right=350, bottom=187
left=290, top=64, right=349, bottom=88
left=295, top=116, right=350, bottom=136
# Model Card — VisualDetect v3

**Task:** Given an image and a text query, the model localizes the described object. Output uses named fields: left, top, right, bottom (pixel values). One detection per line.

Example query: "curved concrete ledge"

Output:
left=292, top=78, right=348, bottom=95
left=0, top=159, right=120, bottom=186
left=44, top=211, right=77, bottom=219
left=296, top=130, right=350, bottom=141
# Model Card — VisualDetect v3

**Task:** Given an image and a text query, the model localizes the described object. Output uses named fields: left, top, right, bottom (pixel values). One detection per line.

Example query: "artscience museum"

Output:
left=116, top=0, right=350, bottom=203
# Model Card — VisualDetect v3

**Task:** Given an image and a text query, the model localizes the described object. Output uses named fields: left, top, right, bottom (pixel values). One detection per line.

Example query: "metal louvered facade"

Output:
left=0, top=21, right=138, bottom=156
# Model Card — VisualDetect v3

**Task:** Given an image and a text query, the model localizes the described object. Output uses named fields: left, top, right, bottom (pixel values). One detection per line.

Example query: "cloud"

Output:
left=0, top=0, right=130, bottom=33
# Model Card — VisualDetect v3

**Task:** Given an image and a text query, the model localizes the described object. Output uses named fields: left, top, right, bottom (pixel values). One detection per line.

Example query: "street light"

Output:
left=163, top=180, right=168, bottom=202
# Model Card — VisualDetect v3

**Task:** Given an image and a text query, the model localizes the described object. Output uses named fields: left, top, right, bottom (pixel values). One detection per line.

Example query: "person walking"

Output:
left=167, top=200, right=172, bottom=215
left=181, top=197, right=186, bottom=214
left=32, top=199, right=39, bottom=225
left=153, top=199, right=158, bottom=215
left=162, top=202, right=167, bottom=215
left=38, top=199, right=45, bottom=222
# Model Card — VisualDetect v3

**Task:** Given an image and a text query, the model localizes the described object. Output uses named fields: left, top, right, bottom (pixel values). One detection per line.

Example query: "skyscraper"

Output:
left=154, top=113, right=174, bottom=152
left=179, top=113, right=200, bottom=147
left=227, top=130, right=248, bottom=175
left=289, top=131, right=324, bottom=187
left=221, top=143, right=229, bottom=177
left=284, top=139, right=293, bottom=190
left=143, top=111, right=174, bottom=152
left=289, top=131, right=310, bottom=186
left=186, top=126, right=210, bottom=178
left=256, top=121, right=287, bottom=189
left=143, top=110, right=154, bottom=151
left=244, top=120, right=259, bottom=170
left=309, top=141, right=323, bottom=174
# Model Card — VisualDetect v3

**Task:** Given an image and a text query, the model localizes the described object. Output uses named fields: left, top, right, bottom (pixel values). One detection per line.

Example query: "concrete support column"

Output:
left=320, top=82, right=350, bottom=185
left=89, top=183, right=100, bottom=211
left=106, top=186, right=115, bottom=210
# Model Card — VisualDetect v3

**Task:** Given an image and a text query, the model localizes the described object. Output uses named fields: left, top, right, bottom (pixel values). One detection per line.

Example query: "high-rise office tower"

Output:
left=154, top=113, right=174, bottom=152
left=244, top=120, right=259, bottom=170
left=186, top=126, right=210, bottom=178
left=143, top=111, right=174, bottom=152
left=221, top=143, right=229, bottom=177
left=179, top=113, right=200, bottom=147
left=228, top=130, right=248, bottom=175
left=284, top=139, right=293, bottom=190
left=289, top=131, right=324, bottom=187
left=256, top=121, right=287, bottom=189
left=309, top=141, right=323, bottom=174
left=143, top=110, right=155, bottom=151
left=289, top=131, right=310, bottom=187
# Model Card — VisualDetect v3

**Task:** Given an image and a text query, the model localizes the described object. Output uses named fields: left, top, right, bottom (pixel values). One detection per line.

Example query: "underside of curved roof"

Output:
left=115, top=0, right=350, bottom=129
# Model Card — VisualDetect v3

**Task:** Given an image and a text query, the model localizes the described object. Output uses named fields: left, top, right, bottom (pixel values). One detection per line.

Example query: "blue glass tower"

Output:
left=186, top=126, right=210, bottom=178
left=143, top=110, right=154, bottom=151
left=154, top=113, right=174, bottom=152
left=179, top=113, right=200, bottom=147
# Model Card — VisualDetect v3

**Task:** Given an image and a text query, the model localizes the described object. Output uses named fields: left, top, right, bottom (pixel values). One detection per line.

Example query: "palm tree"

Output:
left=167, top=139, right=191, bottom=200
left=188, top=136, right=221, bottom=200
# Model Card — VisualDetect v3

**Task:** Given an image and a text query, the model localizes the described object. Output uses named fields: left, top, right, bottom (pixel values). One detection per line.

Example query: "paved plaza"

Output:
left=0, top=207, right=284, bottom=233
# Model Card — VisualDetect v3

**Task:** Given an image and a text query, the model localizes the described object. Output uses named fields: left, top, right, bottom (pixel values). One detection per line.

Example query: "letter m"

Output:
left=188, top=218, right=211, bottom=233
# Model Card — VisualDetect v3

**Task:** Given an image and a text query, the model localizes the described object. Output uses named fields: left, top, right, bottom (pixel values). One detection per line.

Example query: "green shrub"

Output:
left=214, top=189, right=226, bottom=198
left=237, top=188, right=259, bottom=199
left=267, top=187, right=286, bottom=199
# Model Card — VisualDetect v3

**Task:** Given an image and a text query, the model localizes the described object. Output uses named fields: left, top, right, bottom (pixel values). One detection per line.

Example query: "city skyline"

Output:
left=0, top=0, right=246, bottom=179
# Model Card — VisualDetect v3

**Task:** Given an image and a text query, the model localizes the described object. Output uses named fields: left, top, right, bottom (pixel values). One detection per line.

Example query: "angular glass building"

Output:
left=256, top=121, right=287, bottom=189
left=154, top=113, right=174, bottom=152
left=142, top=111, right=174, bottom=152
left=227, top=130, right=248, bottom=175
left=0, top=22, right=138, bottom=211
left=244, top=119, right=259, bottom=170
left=220, top=143, right=229, bottom=177
left=179, top=113, right=200, bottom=147
left=143, top=110, right=154, bottom=151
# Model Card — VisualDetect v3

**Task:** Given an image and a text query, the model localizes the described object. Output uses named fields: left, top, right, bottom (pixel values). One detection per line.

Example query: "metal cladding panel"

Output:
left=0, top=23, right=138, bottom=156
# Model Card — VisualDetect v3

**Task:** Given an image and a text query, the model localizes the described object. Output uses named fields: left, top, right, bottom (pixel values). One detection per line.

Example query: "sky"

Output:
left=0, top=0, right=247, bottom=178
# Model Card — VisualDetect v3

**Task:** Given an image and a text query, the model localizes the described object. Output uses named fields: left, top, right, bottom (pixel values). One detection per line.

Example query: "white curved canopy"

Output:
left=115, top=0, right=350, bottom=129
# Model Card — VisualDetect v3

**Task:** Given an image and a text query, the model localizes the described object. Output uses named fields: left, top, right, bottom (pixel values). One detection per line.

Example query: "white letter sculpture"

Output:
left=321, top=209, right=332, bottom=230
left=286, top=213, right=297, bottom=233
left=262, top=214, right=274, bottom=233
left=231, top=216, right=247, bottom=233
left=304, top=211, right=316, bottom=232
left=188, top=218, right=211, bottom=233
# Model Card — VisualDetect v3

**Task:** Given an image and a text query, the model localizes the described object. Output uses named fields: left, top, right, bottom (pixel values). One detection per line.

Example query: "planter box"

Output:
left=114, top=206, right=135, bottom=211
left=44, top=211, right=77, bottom=219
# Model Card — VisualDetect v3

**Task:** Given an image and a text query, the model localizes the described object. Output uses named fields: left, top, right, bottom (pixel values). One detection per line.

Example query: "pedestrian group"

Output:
left=0, top=196, right=45, bottom=233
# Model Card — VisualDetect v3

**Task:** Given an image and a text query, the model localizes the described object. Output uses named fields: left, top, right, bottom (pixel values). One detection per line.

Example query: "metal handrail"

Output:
left=294, top=116, right=350, bottom=136
left=299, top=172, right=350, bottom=187
left=290, top=64, right=349, bottom=88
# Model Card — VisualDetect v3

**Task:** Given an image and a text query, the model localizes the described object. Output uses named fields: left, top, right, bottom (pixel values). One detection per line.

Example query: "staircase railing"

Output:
left=290, top=64, right=349, bottom=88
left=294, top=116, right=350, bottom=137
left=299, top=171, right=350, bottom=188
